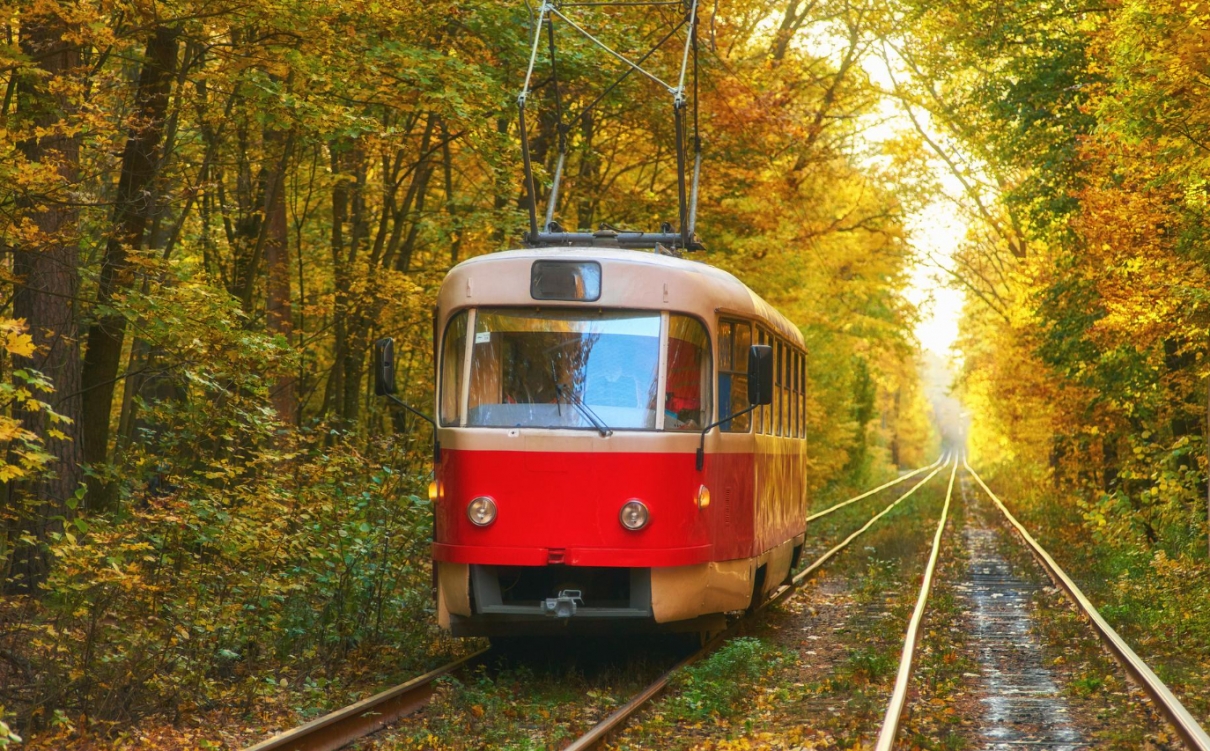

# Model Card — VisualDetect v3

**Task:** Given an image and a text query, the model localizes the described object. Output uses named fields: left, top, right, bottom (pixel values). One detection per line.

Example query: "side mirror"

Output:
left=748, top=344, right=774, bottom=406
left=373, top=337, right=397, bottom=396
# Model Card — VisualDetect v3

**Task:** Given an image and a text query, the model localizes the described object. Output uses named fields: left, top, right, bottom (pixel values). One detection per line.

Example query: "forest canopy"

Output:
left=0, top=0, right=934, bottom=740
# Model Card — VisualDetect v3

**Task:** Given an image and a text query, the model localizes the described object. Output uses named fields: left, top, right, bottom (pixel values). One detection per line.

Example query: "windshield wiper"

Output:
left=550, top=371, right=612, bottom=437
left=570, top=391, right=612, bottom=437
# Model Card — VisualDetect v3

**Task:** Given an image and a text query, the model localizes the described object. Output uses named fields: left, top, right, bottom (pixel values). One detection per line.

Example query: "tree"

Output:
left=4, top=7, right=84, bottom=591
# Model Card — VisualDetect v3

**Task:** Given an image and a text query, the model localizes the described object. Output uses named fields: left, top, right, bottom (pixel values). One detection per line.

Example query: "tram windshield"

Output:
left=450, top=307, right=711, bottom=430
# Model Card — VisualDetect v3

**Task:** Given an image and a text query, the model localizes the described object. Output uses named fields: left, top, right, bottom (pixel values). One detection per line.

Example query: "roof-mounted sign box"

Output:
left=530, top=260, right=601, bottom=302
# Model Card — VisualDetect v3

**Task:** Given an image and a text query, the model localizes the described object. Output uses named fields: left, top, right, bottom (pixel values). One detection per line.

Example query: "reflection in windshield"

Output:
left=467, top=310, right=661, bottom=429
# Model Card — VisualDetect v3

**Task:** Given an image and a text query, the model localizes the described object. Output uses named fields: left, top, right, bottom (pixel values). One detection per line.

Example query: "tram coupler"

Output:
left=540, top=590, right=583, bottom=618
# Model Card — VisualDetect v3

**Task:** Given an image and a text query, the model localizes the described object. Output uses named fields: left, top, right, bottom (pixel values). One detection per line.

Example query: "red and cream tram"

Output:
left=378, top=248, right=809, bottom=636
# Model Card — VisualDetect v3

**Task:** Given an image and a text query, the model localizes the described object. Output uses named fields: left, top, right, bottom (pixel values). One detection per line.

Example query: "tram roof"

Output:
left=440, top=248, right=804, bottom=348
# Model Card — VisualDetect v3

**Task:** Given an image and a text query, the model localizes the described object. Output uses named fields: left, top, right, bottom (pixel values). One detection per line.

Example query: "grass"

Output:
left=664, top=637, right=789, bottom=724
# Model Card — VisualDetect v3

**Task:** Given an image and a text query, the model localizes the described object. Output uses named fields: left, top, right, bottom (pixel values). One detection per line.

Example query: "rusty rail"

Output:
left=806, top=453, right=944, bottom=523
left=874, top=455, right=958, bottom=751
left=965, top=457, right=1210, bottom=751
left=242, top=649, right=488, bottom=751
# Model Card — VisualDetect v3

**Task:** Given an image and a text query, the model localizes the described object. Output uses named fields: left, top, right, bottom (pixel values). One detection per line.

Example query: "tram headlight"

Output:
left=619, top=500, right=649, bottom=531
left=428, top=479, right=441, bottom=503
left=696, top=484, right=711, bottom=510
left=467, top=496, right=497, bottom=527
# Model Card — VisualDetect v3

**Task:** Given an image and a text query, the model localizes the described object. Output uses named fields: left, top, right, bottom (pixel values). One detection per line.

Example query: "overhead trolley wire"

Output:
left=568, top=21, right=686, bottom=126
left=560, top=1, right=685, bottom=6
left=548, top=6, right=678, bottom=93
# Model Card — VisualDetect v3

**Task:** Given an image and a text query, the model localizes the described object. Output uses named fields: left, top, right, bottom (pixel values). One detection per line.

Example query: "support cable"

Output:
left=545, top=17, right=568, bottom=231
left=674, top=0, right=699, bottom=246
left=568, top=21, right=685, bottom=126
left=518, top=4, right=550, bottom=243
left=549, top=7, right=676, bottom=93
left=673, top=100, right=689, bottom=245
left=519, top=104, right=540, bottom=243
left=686, top=9, right=702, bottom=238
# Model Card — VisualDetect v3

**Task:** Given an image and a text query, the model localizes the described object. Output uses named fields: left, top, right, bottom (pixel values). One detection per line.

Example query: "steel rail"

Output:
left=565, top=456, right=951, bottom=750
left=964, top=457, right=1210, bottom=751
left=874, top=455, right=958, bottom=751
left=774, top=454, right=951, bottom=605
left=242, top=648, right=489, bottom=751
left=806, top=453, right=945, bottom=524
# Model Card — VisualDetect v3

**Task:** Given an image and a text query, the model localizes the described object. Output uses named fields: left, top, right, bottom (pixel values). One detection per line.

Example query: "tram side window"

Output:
left=718, top=319, right=751, bottom=432
left=773, top=340, right=782, bottom=436
left=791, top=350, right=799, bottom=438
left=758, top=329, right=770, bottom=434
left=440, top=311, right=468, bottom=426
left=793, top=348, right=803, bottom=435
left=788, top=345, right=798, bottom=435
left=665, top=315, right=712, bottom=431
left=785, top=343, right=793, bottom=436
left=799, top=355, right=807, bottom=437
left=786, top=347, right=794, bottom=437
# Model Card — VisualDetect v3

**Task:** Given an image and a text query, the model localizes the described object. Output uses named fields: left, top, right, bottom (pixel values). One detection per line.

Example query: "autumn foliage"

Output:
left=890, top=0, right=1210, bottom=713
left=0, top=0, right=936, bottom=741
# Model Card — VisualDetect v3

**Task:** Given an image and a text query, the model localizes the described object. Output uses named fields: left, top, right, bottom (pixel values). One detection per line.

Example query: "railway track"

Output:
left=245, top=453, right=1210, bottom=751
left=871, top=455, right=1210, bottom=751
left=242, top=455, right=949, bottom=751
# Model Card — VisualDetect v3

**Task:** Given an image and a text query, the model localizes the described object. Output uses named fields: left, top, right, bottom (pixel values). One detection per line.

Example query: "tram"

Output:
left=375, top=247, right=809, bottom=636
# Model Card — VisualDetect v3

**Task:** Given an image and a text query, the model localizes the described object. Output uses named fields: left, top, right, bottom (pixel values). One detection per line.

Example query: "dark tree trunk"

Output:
left=441, top=121, right=462, bottom=265
left=576, top=113, right=598, bottom=231
left=4, top=11, right=84, bottom=592
left=324, top=143, right=350, bottom=425
left=340, top=145, right=369, bottom=425
left=263, top=125, right=296, bottom=425
left=79, top=26, right=178, bottom=509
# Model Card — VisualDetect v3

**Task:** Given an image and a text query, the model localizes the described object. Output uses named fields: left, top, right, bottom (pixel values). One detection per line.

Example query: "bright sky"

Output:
left=862, top=46, right=969, bottom=358
left=794, top=24, right=973, bottom=357
left=903, top=205, right=965, bottom=357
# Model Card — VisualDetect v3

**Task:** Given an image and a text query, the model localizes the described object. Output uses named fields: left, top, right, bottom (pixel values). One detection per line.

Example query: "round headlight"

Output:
left=696, top=484, right=711, bottom=510
left=467, top=496, right=497, bottom=526
left=619, top=500, right=649, bottom=531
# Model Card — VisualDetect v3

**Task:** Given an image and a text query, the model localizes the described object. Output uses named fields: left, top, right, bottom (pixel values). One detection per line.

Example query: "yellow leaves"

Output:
left=0, top=321, right=36, bottom=358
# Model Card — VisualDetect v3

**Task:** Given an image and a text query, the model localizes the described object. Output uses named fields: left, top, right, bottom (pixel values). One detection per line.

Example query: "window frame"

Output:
left=439, top=309, right=470, bottom=427
left=717, top=317, right=753, bottom=433
left=664, top=312, right=714, bottom=432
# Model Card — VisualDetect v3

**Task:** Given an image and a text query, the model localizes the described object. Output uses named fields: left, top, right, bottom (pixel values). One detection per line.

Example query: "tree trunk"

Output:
left=4, top=10, right=84, bottom=592
left=576, top=113, right=598, bottom=230
left=325, top=143, right=350, bottom=425
left=263, top=125, right=296, bottom=425
left=79, top=25, right=178, bottom=509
